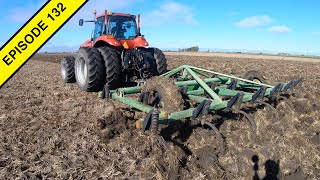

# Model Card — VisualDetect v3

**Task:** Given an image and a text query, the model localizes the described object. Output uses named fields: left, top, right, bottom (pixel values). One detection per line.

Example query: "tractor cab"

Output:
left=79, top=11, right=148, bottom=49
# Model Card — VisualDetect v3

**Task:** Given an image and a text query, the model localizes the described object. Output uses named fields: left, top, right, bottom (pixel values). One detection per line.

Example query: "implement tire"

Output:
left=98, top=47, right=122, bottom=89
left=75, top=48, right=105, bottom=92
left=148, top=48, right=167, bottom=75
left=143, top=76, right=183, bottom=113
left=245, top=70, right=267, bottom=84
left=61, top=56, right=76, bottom=83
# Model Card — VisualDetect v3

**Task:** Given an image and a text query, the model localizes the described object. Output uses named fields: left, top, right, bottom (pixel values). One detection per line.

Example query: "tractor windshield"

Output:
left=108, top=16, right=138, bottom=40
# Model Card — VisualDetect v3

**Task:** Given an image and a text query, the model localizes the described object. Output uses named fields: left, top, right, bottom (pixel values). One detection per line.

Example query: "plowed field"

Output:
left=0, top=53, right=319, bottom=179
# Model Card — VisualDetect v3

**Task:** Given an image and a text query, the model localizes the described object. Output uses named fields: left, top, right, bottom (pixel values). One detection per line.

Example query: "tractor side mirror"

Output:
left=79, top=19, right=84, bottom=26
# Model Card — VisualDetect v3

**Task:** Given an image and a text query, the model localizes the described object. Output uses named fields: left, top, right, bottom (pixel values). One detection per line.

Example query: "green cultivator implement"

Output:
left=100, top=65, right=303, bottom=140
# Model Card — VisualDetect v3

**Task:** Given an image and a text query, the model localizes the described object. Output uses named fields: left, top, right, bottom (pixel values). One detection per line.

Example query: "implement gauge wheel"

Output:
left=143, top=76, right=183, bottom=113
left=245, top=70, right=267, bottom=84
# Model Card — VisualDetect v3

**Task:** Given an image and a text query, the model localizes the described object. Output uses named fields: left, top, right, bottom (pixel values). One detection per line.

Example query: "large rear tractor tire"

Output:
left=148, top=48, right=167, bottom=75
left=98, top=47, right=122, bottom=89
left=75, top=48, right=105, bottom=92
left=61, top=56, right=76, bottom=83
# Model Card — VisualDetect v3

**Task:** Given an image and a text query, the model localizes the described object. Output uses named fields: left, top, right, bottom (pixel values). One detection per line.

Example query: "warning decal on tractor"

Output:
left=0, top=0, right=88, bottom=88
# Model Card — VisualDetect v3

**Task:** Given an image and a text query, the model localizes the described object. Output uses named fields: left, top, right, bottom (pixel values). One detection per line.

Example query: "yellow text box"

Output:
left=0, top=0, right=88, bottom=87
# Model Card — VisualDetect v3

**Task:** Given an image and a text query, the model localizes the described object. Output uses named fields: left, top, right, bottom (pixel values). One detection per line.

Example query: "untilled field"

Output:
left=0, top=53, right=319, bottom=179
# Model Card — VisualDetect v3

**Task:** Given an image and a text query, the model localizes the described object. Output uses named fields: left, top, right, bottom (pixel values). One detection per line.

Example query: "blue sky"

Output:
left=0, top=0, right=319, bottom=55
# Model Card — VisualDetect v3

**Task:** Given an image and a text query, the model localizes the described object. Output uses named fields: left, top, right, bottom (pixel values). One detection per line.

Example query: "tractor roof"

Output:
left=97, top=12, right=134, bottom=19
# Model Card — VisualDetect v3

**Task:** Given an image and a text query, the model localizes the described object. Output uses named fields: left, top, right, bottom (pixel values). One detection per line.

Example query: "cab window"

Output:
left=108, top=16, right=138, bottom=40
left=94, top=17, right=105, bottom=41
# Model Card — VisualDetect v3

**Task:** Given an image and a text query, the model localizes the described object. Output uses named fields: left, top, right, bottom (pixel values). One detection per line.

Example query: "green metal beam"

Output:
left=188, top=65, right=274, bottom=88
left=112, top=77, right=230, bottom=96
left=175, top=77, right=228, bottom=87
left=166, top=109, right=194, bottom=122
left=116, top=86, right=143, bottom=95
left=167, top=98, right=228, bottom=121
left=162, top=66, right=183, bottom=77
left=192, top=68, right=212, bottom=78
left=187, top=89, right=205, bottom=95
left=112, top=95, right=169, bottom=119
left=184, top=66, right=223, bottom=102
left=215, top=88, right=253, bottom=96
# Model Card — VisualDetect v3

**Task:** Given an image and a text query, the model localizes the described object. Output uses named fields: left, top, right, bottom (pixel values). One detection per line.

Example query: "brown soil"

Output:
left=0, top=53, right=319, bottom=179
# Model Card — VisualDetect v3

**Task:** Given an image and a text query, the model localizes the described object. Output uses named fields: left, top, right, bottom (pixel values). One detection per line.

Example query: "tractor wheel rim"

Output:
left=77, top=57, right=87, bottom=85
left=61, top=63, right=67, bottom=80
left=83, top=62, right=88, bottom=80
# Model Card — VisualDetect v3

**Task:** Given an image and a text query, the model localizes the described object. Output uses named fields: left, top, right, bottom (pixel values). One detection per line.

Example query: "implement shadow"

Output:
left=252, top=155, right=280, bottom=180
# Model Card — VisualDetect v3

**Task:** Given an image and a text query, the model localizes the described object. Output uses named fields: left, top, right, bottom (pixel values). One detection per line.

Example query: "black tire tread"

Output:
left=245, top=70, right=267, bottom=84
left=149, top=47, right=167, bottom=75
left=61, top=56, right=76, bottom=83
left=76, top=48, right=105, bottom=91
left=98, top=47, right=122, bottom=89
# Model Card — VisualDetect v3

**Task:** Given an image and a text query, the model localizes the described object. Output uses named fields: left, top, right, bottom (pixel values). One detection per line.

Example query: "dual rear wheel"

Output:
left=74, top=48, right=106, bottom=91
left=60, top=47, right=167, bottom=91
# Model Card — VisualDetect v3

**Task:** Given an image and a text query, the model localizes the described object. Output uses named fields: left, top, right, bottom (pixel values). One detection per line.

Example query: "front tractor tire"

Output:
left=61, top=56, right=76, bottom=83
left=75, top=48, right=105, bottom=92
left=149, top=48, right=167, bottom=75
left=98, top=47, right=122, bottom=89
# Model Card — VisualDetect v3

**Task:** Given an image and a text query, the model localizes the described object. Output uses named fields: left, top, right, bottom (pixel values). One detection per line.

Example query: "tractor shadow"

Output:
left=252, top=155, right=280, bottom=180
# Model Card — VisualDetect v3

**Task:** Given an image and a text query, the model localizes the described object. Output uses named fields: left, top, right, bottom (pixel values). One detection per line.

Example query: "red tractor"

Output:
left=60, top=10, right=167, bottom=91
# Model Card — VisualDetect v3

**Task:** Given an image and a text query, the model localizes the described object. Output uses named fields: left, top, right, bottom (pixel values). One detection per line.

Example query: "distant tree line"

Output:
left=178, top=46, right=199, bottom=52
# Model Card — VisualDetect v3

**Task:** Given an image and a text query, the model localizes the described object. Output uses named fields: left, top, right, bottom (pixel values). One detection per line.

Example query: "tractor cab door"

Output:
left=93, top=17, right=105, bottom=42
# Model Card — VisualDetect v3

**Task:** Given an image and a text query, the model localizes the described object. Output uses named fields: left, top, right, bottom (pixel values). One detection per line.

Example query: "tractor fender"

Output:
left=80, top=39, right=93, bottom=48
left=133, top=36, right=149, bottom=48
left=120, top=36, right=149, bottom=49
left=94, top=35, right=122, bottom=47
